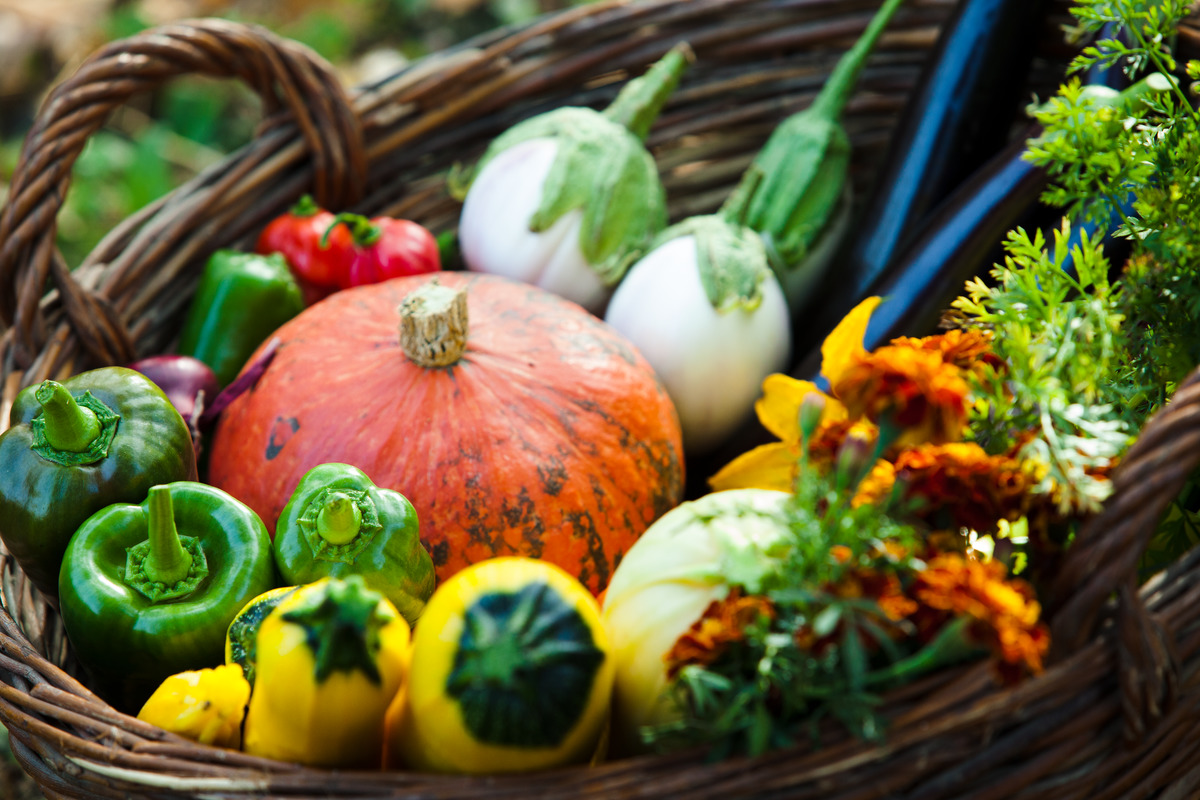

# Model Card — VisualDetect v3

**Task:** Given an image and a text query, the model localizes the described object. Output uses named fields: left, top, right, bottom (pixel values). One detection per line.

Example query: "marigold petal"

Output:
left=708, top=442, right=798, bottom=493
left=822, top=296, right=881, bottom=387
left=755, top=374, right=842, bottom=442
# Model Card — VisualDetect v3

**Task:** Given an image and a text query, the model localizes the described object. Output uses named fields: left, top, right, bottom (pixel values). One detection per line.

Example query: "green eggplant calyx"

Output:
left=298, top=488, right=382, bottom=562
left=30, top=384, right=120, bottom=465
left=281, top=576, right=392, bottom=685
left=654, top=215, right=773, bottom=312
left=446, top=582, right=605, bottom=747
left=602, top=42, right=693, bottom=141
left=124, top=486, right=209, bottom=602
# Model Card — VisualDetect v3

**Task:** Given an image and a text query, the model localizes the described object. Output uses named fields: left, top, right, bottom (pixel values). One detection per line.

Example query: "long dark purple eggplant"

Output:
left=791, top=124, right=1046, bottom=384
left=833, top=0, right=1043, bottom=298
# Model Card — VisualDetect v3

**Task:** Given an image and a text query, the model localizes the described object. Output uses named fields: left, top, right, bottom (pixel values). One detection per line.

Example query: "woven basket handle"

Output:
left=0, top=18, right=366, bottom=369
left=1048, top=366, right=1200, bottom=736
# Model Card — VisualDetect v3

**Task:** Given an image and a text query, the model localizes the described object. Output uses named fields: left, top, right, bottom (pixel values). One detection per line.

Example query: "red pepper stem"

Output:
left=317, top=492, right=363, bottom=546
left=324, top=213, right=381, bottom=248
left=291, top=194, right=320, bottom=217
left=143, top=486, right=194, bottom=586
left=35, top=381, right=100, bottom=453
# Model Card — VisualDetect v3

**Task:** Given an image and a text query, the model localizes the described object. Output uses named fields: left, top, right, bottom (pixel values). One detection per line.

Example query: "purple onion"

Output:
left=128, top=355, right=221, bottom=443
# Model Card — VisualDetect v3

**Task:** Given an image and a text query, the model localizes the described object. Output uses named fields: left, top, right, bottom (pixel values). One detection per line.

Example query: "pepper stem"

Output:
left=602, top=42, right=694, bottom=141
left=35, top=381, right=100, bottom=453
left=809, top=0, right=907, bottom=121
left=317, top=492, right=363, bottom=546
left=399, top=281, right=470, bottom=367
left=291, top=194, right=320, bottom=217
left=142, top=485, right=194, bottom=587
left=324, top=213, right=380, bottom=248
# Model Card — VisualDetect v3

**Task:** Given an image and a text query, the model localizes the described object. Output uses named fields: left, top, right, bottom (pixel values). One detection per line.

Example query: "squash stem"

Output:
left=35, top=381, right=100, bottom=453
left=399, top=282, right=470, bottom=367
left=142, top=486, right=194, bottom=587
left=317, top=493, right=363, bottom=546
left=280, top=576, right=386, bottom=685
left=602, top=43, right=693, bottom=141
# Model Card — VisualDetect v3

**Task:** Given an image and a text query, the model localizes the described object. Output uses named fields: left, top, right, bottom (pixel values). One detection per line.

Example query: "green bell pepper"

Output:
left=176, top=250, right=304, bottom=387
left=58, top=482, right=276, bottom=709
left=0, top=367, right=197, bottom=600
left=274, top=463, right=436, bottom=624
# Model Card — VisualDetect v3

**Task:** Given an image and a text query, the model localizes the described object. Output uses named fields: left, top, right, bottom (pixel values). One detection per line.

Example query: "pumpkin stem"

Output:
left=399, top=282, right=469, bottom=367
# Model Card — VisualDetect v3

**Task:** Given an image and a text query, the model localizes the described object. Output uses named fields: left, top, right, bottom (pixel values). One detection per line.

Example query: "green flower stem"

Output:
left=141, top=486, right=193, bottom=587
left=603, top=42, right=693, bottom=141
left=35, top=381, right=100, bottom=453
left=864, top=617, right=979, bottom=687
left=317, top=492, right=363, bottom=546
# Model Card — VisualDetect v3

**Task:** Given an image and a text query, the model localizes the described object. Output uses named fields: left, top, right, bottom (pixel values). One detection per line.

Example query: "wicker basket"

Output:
left=3, top=1, right=1200, bottom=797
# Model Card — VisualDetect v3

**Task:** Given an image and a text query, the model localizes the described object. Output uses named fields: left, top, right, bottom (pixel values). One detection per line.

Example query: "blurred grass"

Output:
left=0, top=0, right=595, bottom=269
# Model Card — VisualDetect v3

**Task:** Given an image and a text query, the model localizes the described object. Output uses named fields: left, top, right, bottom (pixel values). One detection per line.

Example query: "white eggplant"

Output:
left=459, top=138, right=608, bottom=311
left=605, top=215, right=791, bottom=454
left=456, top=45, right=691, bottom=313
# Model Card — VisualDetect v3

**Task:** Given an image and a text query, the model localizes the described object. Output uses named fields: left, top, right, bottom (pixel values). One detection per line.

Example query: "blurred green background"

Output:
left=0, top=4, right=591, bottom=791
left=0, top=0, right=592, bottom=267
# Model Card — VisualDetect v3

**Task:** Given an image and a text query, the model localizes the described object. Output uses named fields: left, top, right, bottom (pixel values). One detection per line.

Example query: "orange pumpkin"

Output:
left=206, top=272, right=684, bottom=593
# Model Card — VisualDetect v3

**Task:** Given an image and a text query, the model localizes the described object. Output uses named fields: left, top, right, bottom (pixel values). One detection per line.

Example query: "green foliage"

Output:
left=952, top=225, right=1131, bottom=515
left=957, top=0, right=1200, bottom=563
left=1065, top=0, right=1192, bottom=76
left=643, top=459, right=955, bottom=759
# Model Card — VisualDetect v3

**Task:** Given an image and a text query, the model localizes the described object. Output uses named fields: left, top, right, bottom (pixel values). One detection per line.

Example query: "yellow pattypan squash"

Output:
left=387, top=556, right=613, bottom=773
left=136, top=663, right=251, bottom=749
left=242, top=575, right=411, bottom=768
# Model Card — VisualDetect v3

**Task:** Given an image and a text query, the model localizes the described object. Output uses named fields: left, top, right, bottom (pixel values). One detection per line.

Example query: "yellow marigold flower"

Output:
left=892, top=442, right=1031, bottom=532
left=911, top=554, right=1048, bottom=682
left=708, top=373, right=877, bottom=492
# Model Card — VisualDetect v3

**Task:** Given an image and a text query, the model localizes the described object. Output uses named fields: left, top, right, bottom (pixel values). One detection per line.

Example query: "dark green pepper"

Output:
left=176, top=250, right=304, bottom=387
left=274, top=463, right=435, bottom=624
left=58, top=482, right=276, bottom=709
left=0, top=367, right=197, bottom=600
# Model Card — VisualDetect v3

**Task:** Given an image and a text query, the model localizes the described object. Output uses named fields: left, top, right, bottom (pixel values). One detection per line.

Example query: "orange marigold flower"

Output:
left=911, top=553, right=1048, bottom=681
left=893, top=442, right=1032, bottom=532
left=890, top=328, right=1004, bottom=380
left=851, top=459, right=897, bottom=508
left=665, top=589, right=776, bottom=679
left=832, top=345, right=971, bottom=447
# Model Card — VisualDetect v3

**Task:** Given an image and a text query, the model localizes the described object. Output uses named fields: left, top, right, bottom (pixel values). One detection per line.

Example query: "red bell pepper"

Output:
left=325, top=213, right=441, bottom=289
left=255, top=195, right=354, bottom=305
